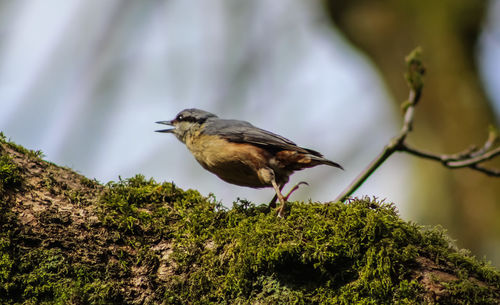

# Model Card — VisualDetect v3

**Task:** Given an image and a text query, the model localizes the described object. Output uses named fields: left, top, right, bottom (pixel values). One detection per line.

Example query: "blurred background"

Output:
left=0, top=0, right=499, bottom=266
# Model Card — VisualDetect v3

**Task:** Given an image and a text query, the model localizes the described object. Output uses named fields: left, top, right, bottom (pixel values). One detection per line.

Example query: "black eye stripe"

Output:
left=177, top=115, right=204, bottom=123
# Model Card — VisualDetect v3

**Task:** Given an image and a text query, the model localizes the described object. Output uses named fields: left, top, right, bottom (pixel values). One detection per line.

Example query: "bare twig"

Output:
left=448, top=147, right=500, bottom=167
left=400, top=142, right=500, bottom=176
left=334, top=49, right=424, bottom=202
left=398, top=123, right=499, bottom=176
left=334, top=48, right=500, bottom=202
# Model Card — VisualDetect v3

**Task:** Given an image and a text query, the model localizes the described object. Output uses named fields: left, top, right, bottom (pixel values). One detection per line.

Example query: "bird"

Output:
left=156, top=108, right=343, bottom=217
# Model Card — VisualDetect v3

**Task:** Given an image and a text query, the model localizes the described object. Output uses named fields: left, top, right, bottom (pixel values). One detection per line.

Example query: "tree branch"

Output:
left=399, top=143, right=500, bottom=176
left=334, top=48, right=500, bottom=202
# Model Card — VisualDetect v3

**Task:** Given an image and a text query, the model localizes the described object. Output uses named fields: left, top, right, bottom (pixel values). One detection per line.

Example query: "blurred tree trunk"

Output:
left=322, top=0, right=499, bottom=262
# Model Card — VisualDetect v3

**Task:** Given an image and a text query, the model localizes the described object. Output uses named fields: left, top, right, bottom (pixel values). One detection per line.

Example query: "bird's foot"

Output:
left=269, top=181, right=309, bottom=217
left=276, top=204, right=286, bottom=218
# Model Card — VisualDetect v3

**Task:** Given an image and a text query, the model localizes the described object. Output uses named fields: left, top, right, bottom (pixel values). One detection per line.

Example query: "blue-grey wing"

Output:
left=203, top=119, right=323, bottom=156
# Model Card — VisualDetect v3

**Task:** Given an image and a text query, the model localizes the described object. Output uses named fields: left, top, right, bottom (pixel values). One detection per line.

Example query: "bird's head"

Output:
left=156, top=108, right=218, bottom=143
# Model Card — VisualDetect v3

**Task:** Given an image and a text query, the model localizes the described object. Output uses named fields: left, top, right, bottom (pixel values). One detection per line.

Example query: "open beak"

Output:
left=155, top=120, right=175, bottom=133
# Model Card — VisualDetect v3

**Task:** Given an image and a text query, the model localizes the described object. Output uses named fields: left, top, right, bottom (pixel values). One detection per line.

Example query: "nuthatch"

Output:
left=156, top=108, right=343, bottom=217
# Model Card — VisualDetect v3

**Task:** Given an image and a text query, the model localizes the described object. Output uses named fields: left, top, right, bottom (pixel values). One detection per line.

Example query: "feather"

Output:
left=203, top=119, right=313, bottom=154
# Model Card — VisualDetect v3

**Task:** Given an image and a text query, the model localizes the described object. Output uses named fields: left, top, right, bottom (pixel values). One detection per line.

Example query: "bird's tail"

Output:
left=308, top=155, right=344, bottom=170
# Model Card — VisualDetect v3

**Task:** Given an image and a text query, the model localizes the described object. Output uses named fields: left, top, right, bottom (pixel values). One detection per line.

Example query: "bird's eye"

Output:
left=177, top=115, right=184, bottom=121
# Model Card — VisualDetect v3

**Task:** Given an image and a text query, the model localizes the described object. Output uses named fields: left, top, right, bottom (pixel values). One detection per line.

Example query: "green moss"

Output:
left=1, top=170, right=499, bottom=304
left=80, top=176, right=99, bottom=189
left=0, top=154, right=23, bottom=196
left=0, top=210, right=121, bottom=304
left=0, top=132, right=44, bottom=160
left=0, top=246, right=121, bottom=305
left=163, top=199, right=424, bottom=303
left=96, top=178, right=500, bottom=303
left=98, top=174, right=211, bottom=235
left=65, top=190, right=88, bottom=205
left=42, top=173, right=58, bottom=194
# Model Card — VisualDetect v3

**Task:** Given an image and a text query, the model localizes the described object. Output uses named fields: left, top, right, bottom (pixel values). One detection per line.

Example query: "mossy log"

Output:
left=1, top=133, right=499, bottom=304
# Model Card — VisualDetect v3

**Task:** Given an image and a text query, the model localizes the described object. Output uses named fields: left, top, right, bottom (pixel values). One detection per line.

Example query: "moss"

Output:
left=97, top=174, right=208, bottom=235
left=95, top=179, right=500, bottom=304
left=80, top=176, right=99, bottom=189
left=42, top=173, right=59, bottom=195
left=0, top=154, right=23, bottom=197
left=163, top=199, right=423, bottom=303
left=65, top=189, right=88, bottom=205
left=0, top=246, right=121, bottom=304
left=0, top=162, right=499, bottom=304
left=0, top=132, right=44, bottom=160
left=441, top=278, right=498, bottom=305
left=0, top=208, right=122, bottom=304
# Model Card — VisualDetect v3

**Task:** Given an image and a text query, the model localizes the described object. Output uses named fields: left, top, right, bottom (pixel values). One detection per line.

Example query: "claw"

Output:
left=276, top=204, right=285, bottom=218
left=268, top=181, right=309, bottom=217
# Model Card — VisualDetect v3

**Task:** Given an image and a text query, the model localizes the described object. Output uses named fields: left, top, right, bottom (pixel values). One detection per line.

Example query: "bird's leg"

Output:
left=283, top=181, right=309, bottom=201
left=268, top=184, right=284, bottom=208
left=271, top=179, right=287, bottom=217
